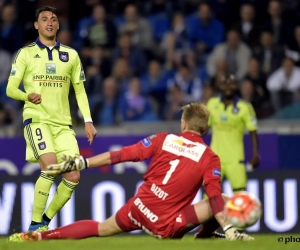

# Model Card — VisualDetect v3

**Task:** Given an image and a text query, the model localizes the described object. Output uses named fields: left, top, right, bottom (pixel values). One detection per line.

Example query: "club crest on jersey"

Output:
left=59, top=51, right=69, bottom=62
left=232, top=107, right=240, bottom=114
left=38, top=142, right=46, bottom=150
left=141, top=138, right=151, bottom=147
left=213, top=169, right=221, bottom=177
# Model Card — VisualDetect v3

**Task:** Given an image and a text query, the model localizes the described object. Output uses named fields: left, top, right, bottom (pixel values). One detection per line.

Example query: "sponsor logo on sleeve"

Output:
left=251, top=116, right=257, bottom=126
left=141, top=138, right=151, bottom=147
left=10, top=67, right=17, bottom=76
left=80, top=63, right=85, bottom=81
left=213, top=168, right=221, bottom=177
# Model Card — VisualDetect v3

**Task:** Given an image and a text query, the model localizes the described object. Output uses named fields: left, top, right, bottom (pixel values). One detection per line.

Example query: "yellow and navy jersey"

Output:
left=8, top=38, right=88, bottom=126
left=206, top=96, right=257, bottom=163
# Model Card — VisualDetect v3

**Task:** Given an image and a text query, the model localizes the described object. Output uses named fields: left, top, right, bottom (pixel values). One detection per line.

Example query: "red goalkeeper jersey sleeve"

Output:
left=115, top=131, right=222, bottom=226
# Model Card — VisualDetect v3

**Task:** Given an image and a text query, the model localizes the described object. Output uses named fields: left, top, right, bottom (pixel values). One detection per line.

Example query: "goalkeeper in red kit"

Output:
left=9, top=103, right=253, bottom=242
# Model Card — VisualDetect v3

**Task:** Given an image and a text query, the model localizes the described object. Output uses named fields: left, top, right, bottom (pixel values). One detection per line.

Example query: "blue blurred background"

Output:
left=1, top=0, right=300, bottom=128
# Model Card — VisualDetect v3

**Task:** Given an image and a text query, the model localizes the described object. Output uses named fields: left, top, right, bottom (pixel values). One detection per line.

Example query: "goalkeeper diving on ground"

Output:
left=9, top=103, right=254, bottom=241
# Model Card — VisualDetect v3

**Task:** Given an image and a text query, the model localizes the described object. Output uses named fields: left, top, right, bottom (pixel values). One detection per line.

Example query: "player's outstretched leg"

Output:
left=9, top=215, right=124, bottom=242
left=41, top=220, right=99, bottom=240
left=8, top=231, right=39, bottom=242
left=9, top=220, right=99, bottom=242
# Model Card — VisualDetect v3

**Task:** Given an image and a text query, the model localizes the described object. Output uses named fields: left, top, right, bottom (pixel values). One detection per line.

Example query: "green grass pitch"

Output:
left=1, top=234, right=300, bottom=250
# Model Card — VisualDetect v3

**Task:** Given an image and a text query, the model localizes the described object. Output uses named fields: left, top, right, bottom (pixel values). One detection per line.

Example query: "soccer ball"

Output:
left=224, top=191, right=262, bottom=228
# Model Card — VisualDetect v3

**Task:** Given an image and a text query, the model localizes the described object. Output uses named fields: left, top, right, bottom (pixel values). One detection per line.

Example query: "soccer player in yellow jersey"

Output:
left=206, top=74, right=260, bottom=193
left=6, top=6, right=97, bottom=231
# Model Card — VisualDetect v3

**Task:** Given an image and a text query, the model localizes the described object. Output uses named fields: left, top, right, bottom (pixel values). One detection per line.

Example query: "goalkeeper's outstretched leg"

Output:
left=9, top=193, right=253, bottom=242
left=8, top=215, right=123, bottom=242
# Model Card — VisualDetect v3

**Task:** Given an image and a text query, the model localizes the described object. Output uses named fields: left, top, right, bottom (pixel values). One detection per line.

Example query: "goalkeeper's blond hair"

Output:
left=181, top=103, right=210, bottom=135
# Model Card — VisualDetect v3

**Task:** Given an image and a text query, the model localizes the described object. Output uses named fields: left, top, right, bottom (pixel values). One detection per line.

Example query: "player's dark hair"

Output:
left=35, top=6, right=57, bottom=21
left=181, top=103, right=210, bottom=135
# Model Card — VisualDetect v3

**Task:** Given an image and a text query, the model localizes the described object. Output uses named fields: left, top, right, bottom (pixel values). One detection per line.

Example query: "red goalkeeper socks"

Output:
left=40, top=220, right=99, bottom=240
left=194, top=218, right=220, bottom=238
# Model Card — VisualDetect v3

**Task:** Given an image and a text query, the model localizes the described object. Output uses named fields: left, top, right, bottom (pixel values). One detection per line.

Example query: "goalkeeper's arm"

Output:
left=81, top=144, right=150, bottom=170
left=64, top=152, right=113, bottom=172
left=47, top=134, right=161, bottom=174
left=206, top=190, right=239, bottom=239
left=86, top=151, right=112, bottom=169
left=204, top=155, right=254, bottom=240
left=64, top=143, right=151, bottom=171
left=46, top=142, right=151, bottom=174
left=209, top=196, right=254, bottom=241
left=68, top=137, right=158, bottom=171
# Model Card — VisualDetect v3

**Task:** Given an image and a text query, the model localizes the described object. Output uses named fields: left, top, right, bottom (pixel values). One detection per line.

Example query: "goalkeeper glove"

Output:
left=223, top=225, right=254, bottom=241
left=45, top=154, right=89, bottom=175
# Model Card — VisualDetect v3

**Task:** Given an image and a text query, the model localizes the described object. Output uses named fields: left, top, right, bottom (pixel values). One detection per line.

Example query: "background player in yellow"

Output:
left=6, top=6, right=97, bottom=231
left=206, top=74, right=260, bottom=193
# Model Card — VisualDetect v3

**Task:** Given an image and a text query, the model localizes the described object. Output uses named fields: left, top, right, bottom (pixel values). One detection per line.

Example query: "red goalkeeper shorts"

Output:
left=115, top=197, right=199, bottom=239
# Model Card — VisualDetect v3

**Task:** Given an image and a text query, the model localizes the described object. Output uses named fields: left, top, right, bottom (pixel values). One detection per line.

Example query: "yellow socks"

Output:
left=32, top=171, right=55, bottom=223
left=44, top=178, right=78, bottom=220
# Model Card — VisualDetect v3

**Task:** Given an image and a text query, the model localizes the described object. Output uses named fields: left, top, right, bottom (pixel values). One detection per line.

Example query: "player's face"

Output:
left=34, top=11, right=59, bottom=39
left=218, top=77, right=237, bottom=99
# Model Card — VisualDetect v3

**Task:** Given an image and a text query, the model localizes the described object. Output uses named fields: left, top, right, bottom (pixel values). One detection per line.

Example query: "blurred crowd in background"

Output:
left=1, top=0, right=300, bottom=130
